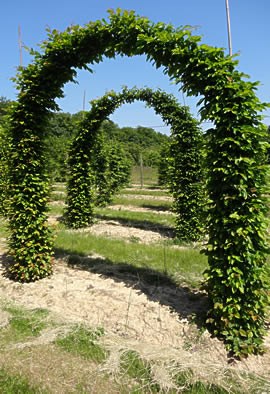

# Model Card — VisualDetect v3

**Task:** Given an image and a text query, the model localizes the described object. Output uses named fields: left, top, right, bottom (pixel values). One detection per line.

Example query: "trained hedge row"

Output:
left=8, top=9, right=269, bottom=356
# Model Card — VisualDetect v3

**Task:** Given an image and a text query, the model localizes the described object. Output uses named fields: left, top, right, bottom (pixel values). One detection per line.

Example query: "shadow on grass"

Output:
left=94, top=213, right=175, bottom=239
left=138, top=185, right=163, bottom=191
left=140, top=203, right=172, bottom=212
left=54, top=247, right=209, bottom=328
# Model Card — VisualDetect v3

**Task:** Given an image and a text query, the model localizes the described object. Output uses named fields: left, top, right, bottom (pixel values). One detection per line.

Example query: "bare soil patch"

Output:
left=121, top=194, right=172, bottom=201
left=109, top=204, right=173, bottom=215
left=69, top=219, right=172, bottom=244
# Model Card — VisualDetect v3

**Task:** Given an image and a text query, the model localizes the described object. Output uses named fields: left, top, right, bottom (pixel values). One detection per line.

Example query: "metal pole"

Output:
left=225, top=0, right=233, bottom=56
left=139, top=152, right=144, bottom=189
left=18, top=25, right=23, bottom=66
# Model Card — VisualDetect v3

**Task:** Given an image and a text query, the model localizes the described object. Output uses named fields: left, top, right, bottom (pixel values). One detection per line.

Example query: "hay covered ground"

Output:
left=0, top=184, right=269, bottom=393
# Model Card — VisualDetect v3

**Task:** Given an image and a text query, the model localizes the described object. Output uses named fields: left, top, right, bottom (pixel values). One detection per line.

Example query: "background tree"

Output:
left=44, top=111, right=84, bottom=182
left=43, top=114, right=168, bottom=183
left=92, top=132, right=132, bottom=206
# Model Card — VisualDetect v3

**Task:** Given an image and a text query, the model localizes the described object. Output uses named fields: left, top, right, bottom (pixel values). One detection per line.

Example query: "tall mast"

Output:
left=18, top=25, right=23, bottom=66
left=225, top=0, right=233, bottom=56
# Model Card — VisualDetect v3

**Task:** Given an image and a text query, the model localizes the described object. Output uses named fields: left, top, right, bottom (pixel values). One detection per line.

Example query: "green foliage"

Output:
left=44, top=112, right=78, bottom=182
left=157, top=142, right=170, bottom=187
left=8, top=8, right=269, bottom=355
left=203, top=124, right=270, bottom=357
left=157, top=99, right=205, bottom=241
left=42, top=113, right=166, bottom=183
left=101, top=120, right=168, bottom=167
left=41, top=109, right=194, bottom=205
left=0, top=124, right=12, bottom=217
left=0, top=97, right=14, bottom=120
left=0, top=98, right=14, bottom=217
left=65, top=86, right=204, bottom=240
left=92, top=134, right=132, bottom=207
left=64, top=125, right=96, bottom=228
left=7, top=102, right=54, bottom=281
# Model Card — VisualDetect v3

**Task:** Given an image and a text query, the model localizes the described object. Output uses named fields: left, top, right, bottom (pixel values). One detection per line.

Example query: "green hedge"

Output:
left=7, top=9, right=269, bottom=356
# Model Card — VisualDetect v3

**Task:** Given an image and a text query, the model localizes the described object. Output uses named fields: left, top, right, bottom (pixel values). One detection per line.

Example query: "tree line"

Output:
left=0, top=96, right=169, bottom=183
left=44, top=110, right=169, bottom=182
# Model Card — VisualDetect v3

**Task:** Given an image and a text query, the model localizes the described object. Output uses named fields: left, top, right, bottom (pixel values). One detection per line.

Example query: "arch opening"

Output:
left=64, top=86, right=204, bottom=242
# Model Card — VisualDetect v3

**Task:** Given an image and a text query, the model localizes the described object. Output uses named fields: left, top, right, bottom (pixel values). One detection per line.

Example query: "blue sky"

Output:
left=1, top=0, right=269, bottom=133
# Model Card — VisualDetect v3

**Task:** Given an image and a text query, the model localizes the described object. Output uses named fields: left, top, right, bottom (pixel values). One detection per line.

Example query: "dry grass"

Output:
left=0, top=300, right=269, bottom=393
left=0, top=184, right=270, bottom=393
left=0, top=345, right=123, bottom=394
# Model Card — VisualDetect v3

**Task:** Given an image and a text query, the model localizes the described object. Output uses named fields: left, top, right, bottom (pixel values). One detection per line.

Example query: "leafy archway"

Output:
left=65, top=86, right=204, bottom=242
left=8, top=9, right=269, bottom=355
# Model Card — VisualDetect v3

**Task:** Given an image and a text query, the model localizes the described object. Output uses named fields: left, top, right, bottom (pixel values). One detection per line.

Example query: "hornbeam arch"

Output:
left=64, top=86, right=204, bottom=241
left=8, top=9, right=269, bottom=355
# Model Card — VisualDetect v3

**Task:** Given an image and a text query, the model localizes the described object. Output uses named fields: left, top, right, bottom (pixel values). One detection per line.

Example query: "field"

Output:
left=0, top=170, right=269, bottom=393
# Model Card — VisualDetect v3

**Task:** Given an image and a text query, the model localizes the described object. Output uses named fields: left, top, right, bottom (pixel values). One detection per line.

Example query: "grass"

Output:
left=48, top=197, right=174, bottom=228
left=94, top=207, right=175, bottom=229
left=0, top=306, right=50, bottom=345
left=55, top=230, right=207, bottom=288
left=47, top=177, right=172, bottom=220
left=121, top=188, right=169, bottom=197
left=50, top=182, right=66, bottom=191
left=49, top=184, right=170, bottom=205
left=130, top=166, right=159, bottom=187
left=112, top=195, right=172, bottom=210
left=173, top=369, right=231, bottom=394
left=49, top=191, right=66, bottom=201
left=48, top=203, right=65, bottom=216
left=120, top=350, right=161, bottom=393
left=55, top=325, right=107, bottom=363
left=0, top=179, right=269, bottom=393
left=119, top=351, right=237, bottom=394
left=0, top=303, right=267, bottom=394
left=0, top=368, right=45, bottom=394
left=0, top=283, right=268, bottom=393
left=49, top=166, right=161, bottom=198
